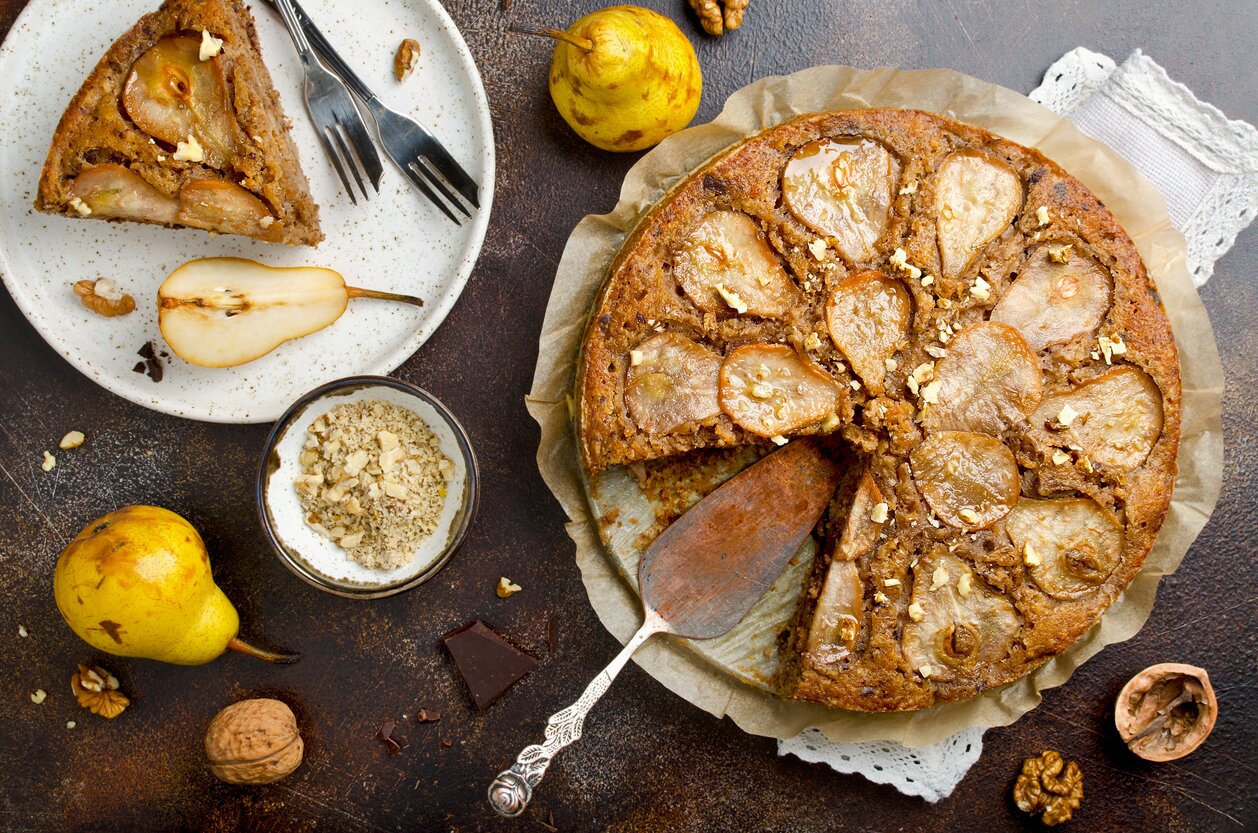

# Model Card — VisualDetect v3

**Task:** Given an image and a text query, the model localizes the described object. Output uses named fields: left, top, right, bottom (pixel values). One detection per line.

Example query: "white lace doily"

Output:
left=1032, top=48, right=1258, bottom=286
left=780, top=726, right=985, bottom=803
left=778, top=49, right=1257, bottom=800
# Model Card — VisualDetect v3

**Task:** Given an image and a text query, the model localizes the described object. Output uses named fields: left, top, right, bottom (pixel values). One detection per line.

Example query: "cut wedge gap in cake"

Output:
left=36, top=0, right=322, bottom=246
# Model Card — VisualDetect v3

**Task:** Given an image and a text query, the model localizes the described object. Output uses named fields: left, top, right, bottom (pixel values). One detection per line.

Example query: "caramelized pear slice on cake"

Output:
left=1031, top=366, right=1164, bottom=471
left=991, top=247, right=1112, bottom=351
left=625, top=332, right=723, bottom=433
left=825, top=271, right=911, bottom=394
left=920, top=322, right=1042, bottom=436
left=805, top=561, right=862, bottom=664
left=1004, top=497, right=1123, bottom=600
left=158, top=258, right=423, bottom=368
left=934, top=151, right=1022, bottom=279
left=69, top=164, right=178, bottom=224
left=122, top=34, right=237, bottom=167
left=902, top=554, right=1019, bottom=681
left=782, top=139, right=900, bottom=263
left=177, top=179, right=279, bottom=240
left=672, top=211, right=797, bottom=318
left=718, top=344, right=843, bottom=437
left=910, top=431, right=1020, bottom=530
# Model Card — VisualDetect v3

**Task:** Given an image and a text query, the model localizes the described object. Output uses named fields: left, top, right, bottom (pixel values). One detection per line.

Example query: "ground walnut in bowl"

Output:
left=258, top=376, right=478, bottom=599
left=295, top=401, right=454, bottom=571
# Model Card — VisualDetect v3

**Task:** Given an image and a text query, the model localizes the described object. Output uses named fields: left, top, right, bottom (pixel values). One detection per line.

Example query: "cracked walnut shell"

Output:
left=1115, top=663, right=1217, bottom=761
left=1013, top=750, right=1083, bottom=826
left=71, top=664, right=129, bottom=718
left=205, top=698, right=303, bottom=785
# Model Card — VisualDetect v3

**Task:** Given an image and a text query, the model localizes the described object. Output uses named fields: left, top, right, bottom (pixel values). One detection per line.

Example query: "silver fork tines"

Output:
left=266, top=0, right=480, bottom=224
left=272, top=0, right=383, bottom=205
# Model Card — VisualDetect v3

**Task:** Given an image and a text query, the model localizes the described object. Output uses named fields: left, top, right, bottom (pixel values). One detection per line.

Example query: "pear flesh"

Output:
left=159, top=258, right=350, bottom=368
left=53, top=505, right=296, bottom=666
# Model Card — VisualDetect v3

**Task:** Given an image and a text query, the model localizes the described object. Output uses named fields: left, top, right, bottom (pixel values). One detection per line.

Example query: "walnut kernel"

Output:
left=71, top=664, right=129, bottom=718
left=496, top=577, right=523, bottom=598
left=394, top=38, right=421, bottom=81
left=688, top=0, right=749, bottom=36
left=1013, top=750, right=1083, bottom=826
left=74, top=279, right=136, bottom=318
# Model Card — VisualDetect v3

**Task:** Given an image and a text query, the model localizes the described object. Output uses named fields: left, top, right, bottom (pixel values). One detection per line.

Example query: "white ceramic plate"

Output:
left=0, top=0, right=493, bottom=422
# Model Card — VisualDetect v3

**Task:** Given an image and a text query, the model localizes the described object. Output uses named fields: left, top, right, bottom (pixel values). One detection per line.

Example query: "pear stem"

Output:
left=511, top=23, right=594, bottom=52
left=346, top=286, right=426, bottom=308
left=228, top=636, right=301, bottom=664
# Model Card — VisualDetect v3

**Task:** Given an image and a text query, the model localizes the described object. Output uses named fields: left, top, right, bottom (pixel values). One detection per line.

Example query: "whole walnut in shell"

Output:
left=205, top=698, right=303, bottom=785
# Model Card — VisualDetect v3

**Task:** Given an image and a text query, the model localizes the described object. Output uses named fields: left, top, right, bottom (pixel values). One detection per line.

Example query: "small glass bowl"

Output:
left=256, top=376, right=478, bottom=599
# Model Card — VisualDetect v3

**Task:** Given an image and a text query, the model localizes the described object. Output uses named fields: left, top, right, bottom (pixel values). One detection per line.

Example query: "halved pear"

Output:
left=672, top=211, right=796, bottom=318
left=825, top=271, right=911, bottom=394
left=902, top=553, right=1019, bottom=680
left=1031, top=366, right=1164, bottom=471
left=920, top=322, right=1042, bottom=436
left=158, top=258, right=422, bottom=368
left=991, top=246, right=1112, bottom=351
left=625, top=332, right=723, bottom=433
left=122, top=34, right=237, bottom=166
left=69, top=164, right=179, bottom=224
left=935, top=151, right=1022, bottom=278
left=718, top=343, right=843, bottom=437
left=910, top=431, right=1020, bottom=530
left=1005, top=497, right=1123, bottom=599
left=782, top=138, right=900, bottom=263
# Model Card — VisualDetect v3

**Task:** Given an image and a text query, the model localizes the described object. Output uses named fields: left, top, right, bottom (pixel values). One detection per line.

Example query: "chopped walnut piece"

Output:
left=394, top=38, right=421, bottom=81
left=41, top=451, right=55, bottom=472
left=30, top=689, right=47, bottom=704
left=496, top=577, right=523, bottom=598
left=74, top=279, right=136, bottom=318
left=60, top=431, right=86, bottom=450
left=72, top=664, right=129, bottom=718
left=1013, top=750, right=1083, bottom=826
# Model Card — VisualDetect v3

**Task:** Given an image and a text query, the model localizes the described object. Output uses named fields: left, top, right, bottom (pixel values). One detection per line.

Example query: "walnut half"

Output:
left=1013, top=750, right=1083, bottom=826
left=688, top=0, right=749, bottom=36
left=71, top=664, right=129, bottom=718
left=1115, top=663, right=1217, bottom=762
left=74, top=279, right=136, bottom=318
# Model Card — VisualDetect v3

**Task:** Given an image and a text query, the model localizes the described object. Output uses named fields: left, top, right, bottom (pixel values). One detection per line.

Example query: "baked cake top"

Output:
left=575, top=108, right=1181, bottom=711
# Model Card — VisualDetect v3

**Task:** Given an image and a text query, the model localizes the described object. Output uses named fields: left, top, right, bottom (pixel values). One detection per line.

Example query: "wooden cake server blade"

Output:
left=488, top=438, right=844, bottom=816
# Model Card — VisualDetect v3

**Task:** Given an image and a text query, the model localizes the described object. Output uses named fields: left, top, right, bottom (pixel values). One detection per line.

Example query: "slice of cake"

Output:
left=36, top=0, right=322, bottom=246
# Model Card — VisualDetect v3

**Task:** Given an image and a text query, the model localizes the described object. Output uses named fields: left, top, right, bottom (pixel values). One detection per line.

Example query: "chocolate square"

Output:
left=442, top=620, right=538, bottom=710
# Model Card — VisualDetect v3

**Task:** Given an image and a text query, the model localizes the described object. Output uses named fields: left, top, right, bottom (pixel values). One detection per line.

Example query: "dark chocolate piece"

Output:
left=375, top=717, right=407, bottom=755
left=442, top=620, right=538, bottom=710
left=415, top=708, right=441, bottom=724
left=134, top=341, right=163, bottom=382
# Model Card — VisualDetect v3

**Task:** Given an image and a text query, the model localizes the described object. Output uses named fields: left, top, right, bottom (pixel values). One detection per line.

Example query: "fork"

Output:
left=266, top=0, right=480, bottom=223
left=272, top=0, right=384, bottom=204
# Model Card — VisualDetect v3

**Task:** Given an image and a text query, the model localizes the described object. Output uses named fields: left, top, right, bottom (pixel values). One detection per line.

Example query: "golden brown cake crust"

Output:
left=35, top=0, right=322, bottom=246
left=575, top=109, right=1182, bottom=711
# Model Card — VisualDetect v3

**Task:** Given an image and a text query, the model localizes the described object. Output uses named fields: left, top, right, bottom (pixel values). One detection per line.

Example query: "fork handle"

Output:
left=271, top=0, right=317, bottom=61
left=267, top=0, right=378, bottom=105
left=487, top=616, right=665, bottom=817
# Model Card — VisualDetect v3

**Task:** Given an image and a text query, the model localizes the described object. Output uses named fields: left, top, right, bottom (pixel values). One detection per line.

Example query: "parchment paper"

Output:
left=525, top=66, right=1224, bottom=746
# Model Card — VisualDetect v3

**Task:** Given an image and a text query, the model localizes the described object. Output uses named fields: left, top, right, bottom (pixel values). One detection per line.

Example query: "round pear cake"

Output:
left=575, top=108, right=1181, bottom=712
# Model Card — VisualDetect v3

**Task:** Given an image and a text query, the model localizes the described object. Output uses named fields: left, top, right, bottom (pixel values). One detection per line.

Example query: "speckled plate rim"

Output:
left=0, top=0, right=495, bottom=424
left=256, top=375, right=480, bottom=599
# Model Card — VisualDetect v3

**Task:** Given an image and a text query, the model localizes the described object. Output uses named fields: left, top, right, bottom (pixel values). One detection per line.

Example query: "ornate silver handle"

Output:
left=488, top=617, right=664, bottom=817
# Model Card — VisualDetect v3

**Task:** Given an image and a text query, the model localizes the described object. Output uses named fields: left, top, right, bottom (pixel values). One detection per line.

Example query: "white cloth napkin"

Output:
left=778, top=48, right=1258, bottom=801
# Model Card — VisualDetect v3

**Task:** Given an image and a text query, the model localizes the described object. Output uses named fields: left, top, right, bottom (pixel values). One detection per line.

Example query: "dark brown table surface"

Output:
left=2, top=1, right=1255, bottom=831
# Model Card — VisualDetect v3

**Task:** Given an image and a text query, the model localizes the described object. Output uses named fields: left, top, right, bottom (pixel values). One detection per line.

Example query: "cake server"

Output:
left=488, top=438, right=844, bottom=816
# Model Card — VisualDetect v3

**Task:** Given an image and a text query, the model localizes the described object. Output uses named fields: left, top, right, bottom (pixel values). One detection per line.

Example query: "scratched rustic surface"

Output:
left=1, top=0, right=1255, bottom=831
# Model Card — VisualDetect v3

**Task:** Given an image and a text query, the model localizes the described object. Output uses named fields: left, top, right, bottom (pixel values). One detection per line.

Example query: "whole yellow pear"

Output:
left=545, top=6, right=702, bottom=152
left=53, top=506, right=296, bottom=666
